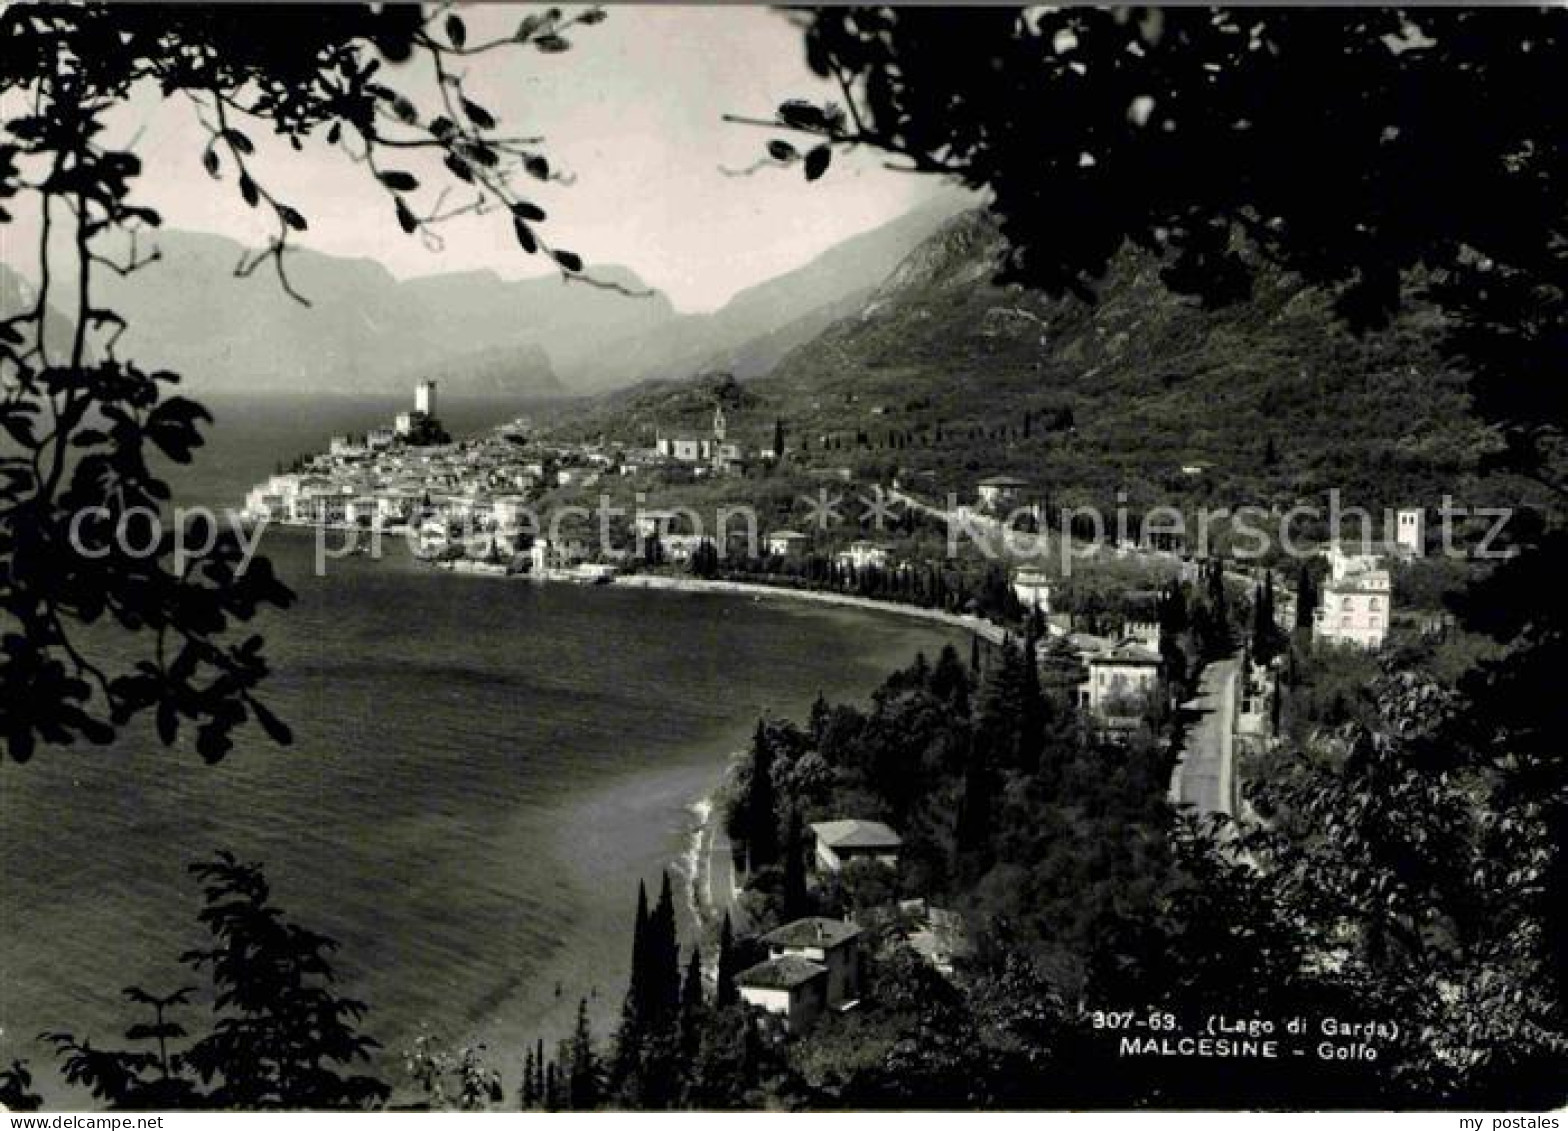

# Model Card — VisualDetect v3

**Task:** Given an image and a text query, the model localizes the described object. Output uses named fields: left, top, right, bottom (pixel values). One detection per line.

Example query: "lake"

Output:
left=0, top=394, right=961, bottom=1104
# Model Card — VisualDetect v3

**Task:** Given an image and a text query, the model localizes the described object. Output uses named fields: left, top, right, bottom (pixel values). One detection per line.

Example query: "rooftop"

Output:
left=736, top=954, right=828, bottom=991
left=978, top=475, right=1030, bottom=487
left=810, top=819, right=903, bottom=852
left=1089, top=640, right=1163, bottom=666
left=762, top=916, right=862, bottom=951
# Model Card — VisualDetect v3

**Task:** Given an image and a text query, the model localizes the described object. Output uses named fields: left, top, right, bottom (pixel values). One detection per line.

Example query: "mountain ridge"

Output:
left=548, top=206, right=1513, bottom=519
left=2, top=195, right=969, bottom=399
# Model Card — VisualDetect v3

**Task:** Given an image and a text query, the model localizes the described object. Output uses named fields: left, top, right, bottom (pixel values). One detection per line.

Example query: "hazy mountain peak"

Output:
left=862, top=208, right=1005, bottom=317
left=4, top=197, right=971, bottom=399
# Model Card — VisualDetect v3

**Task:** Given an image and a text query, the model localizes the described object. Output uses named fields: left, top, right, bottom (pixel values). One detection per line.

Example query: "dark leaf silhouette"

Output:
left=516, top=11, right=550, bottom=42
left=513, top=215, right=538, bottom=254
left=460, top=97, right=495, bottom=130
left=804, top=144, right=831, bottom=181
left=394, top=197, right=417, bottom=233
left=377, top=170, right=418, bottom=192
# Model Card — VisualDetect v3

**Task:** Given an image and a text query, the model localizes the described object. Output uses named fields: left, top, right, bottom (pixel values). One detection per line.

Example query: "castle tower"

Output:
left=712, top=403, right=727, bottom=443
left=416, top=380, right=437, bottom=419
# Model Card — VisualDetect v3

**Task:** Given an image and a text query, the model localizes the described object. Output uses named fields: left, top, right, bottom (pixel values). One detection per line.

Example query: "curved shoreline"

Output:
left=588, top=573, right=1009, bottom=645
left=260, top=523, right=1014, bottom=645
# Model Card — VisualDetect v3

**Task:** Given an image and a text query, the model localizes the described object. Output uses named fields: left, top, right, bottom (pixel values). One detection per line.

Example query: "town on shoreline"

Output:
left=242, top=380, right=1440, bottom=745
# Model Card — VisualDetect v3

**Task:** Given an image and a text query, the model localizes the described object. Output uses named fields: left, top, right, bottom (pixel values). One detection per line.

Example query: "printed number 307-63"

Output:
left=1091, top=1011, right=1177, bottom=1031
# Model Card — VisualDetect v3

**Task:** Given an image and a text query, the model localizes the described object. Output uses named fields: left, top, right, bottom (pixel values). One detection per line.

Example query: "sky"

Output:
left=62, top=5, right=961, bottom=314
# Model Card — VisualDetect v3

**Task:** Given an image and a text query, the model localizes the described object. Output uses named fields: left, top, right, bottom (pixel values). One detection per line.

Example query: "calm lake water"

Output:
left=1, top=394, right=960, bottom=1104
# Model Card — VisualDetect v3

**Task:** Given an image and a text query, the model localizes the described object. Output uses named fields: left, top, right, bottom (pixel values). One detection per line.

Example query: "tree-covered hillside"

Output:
left=763, top=209, right=1508, bottom=512
left=548, top=209, right=1530, bottom=531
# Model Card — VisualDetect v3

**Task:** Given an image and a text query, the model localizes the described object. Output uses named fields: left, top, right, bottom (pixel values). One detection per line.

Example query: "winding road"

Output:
left=1170, top=656, right=1240, bottom=817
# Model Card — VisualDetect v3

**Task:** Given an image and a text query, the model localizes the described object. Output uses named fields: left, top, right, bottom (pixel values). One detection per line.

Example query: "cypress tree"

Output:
left=1029, top=600, right=1047, bottom=641
left=641, top=871, right=681, bottom=1037
left=679, top=946, right=705, bottom=1063
left=612, top=882, right=650, bottom=1090
left=716, top=912, right=739, bottom=1009
left=629, top=880, right=650, bottom=1014
left=521, top=1046, right=537, bottom=1109
left=808, top=692, right=830, bottom=747
left=955, top=733, right=995, bottom=876
left=1295, top=563, right=1317, bottom=630
left=977, top=634, right=1026, bottom=768
left=746, top=719, right=778, bottom=869
left=931, top=642, right=971, bottom=715
left=1252, top=573, right=1280, bottom=661
left=544, top=1060, right=560, bottom=1112
left=568, top=998, right=598, bottom=1110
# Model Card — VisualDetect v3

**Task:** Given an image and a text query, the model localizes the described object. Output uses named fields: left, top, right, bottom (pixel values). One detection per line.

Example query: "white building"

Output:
left=242, top=473, right=302, bottom=521
left=766, top=531, right=809, bottom=559
left=394, top=411, right=416, bottom=437
left=529, top=537, right=587, bottom=574
left=1314, top=544, right=1391, bottom=648
left=342, top=497, right=377, bottom=527
left=1324, top=542, right=1382, bottom=582
left=375, top=491, right=420, bottom=525
left=976, top=475, right=1029, bottom=511
left=416, top=517, right=450, bottom=556
left=655, top=405, right=733, bottom=467
left=415, top=380, right=437, bottom=419
left=656, top=436, right=712, bottom=463
left=1123, top=620, right=1161, bottom=649
left=662, top=533, right=717, bottom=564
left=761, top=918, right=862, bottom=1007
left=1080, top=640, right=1164, bottom=718
left=489, top=495, right=531, bottom=531
left=556, top=467, right=599, bottom=488
left=835, top=541, right=890, bottom=571
left=1394, top=507, right=1425, bottom=556
left=1012, top=565, right=1052, bottom=612
left=736, top=956, right=829, bottom=1035
left=809, top=819, right=902, bottom=873
left=737, top=917, right=863, bottom=1035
